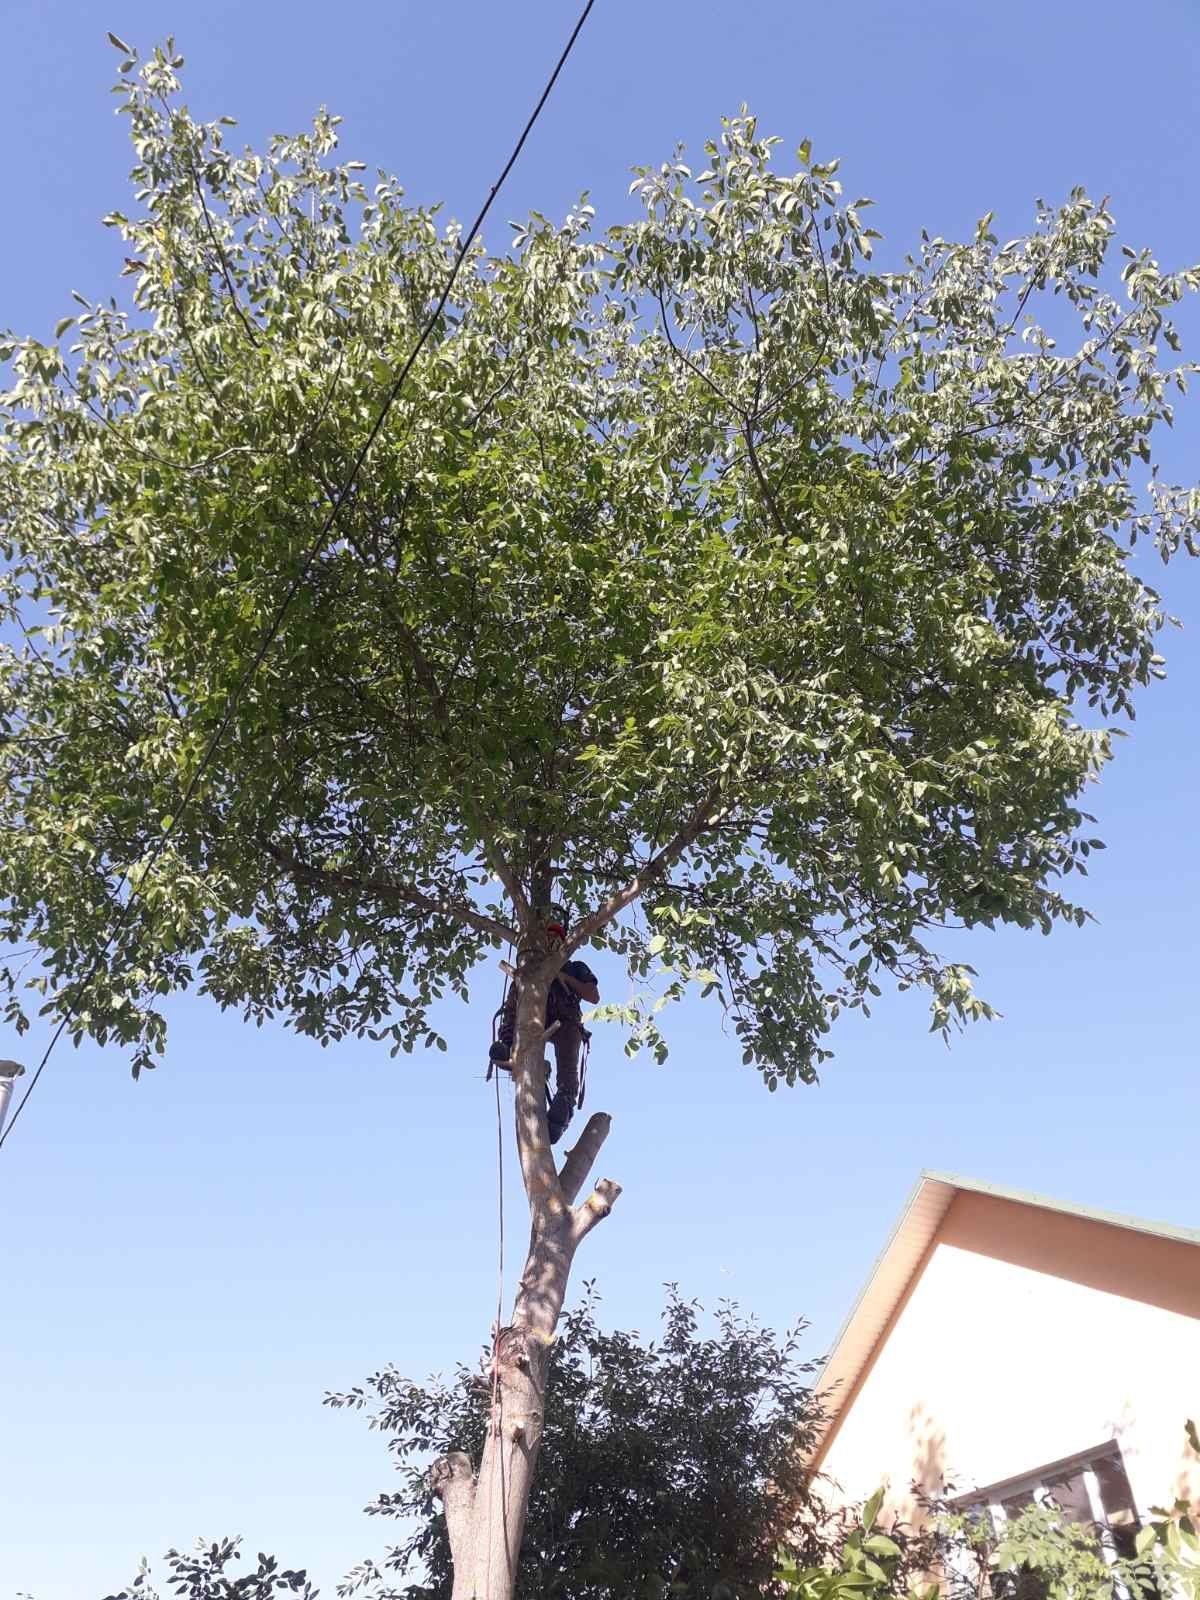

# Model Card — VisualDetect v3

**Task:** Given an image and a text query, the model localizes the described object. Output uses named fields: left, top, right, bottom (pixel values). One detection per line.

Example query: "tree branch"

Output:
left=572, top=1177, right=622, bottom=1243
left=557, top=1111, right=612, bottom=1206
left=266, top=842, right=516, bottom=943
left=655, top=288, right=739, bottom=411
left=338, top=530, right=530, bottom=929
left=566, top=789, right=721, bottom=952
left=743, top=416, right=793, bottom=544
left=174, top=112, right=262, bottom=350
left=430, top=1450, right=476, bottom=1570
left=466, top=808, right=533, bottom=928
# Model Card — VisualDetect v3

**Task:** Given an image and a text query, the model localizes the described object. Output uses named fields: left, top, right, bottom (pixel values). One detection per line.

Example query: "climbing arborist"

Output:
left=489, top=921, right=599, bottom=1146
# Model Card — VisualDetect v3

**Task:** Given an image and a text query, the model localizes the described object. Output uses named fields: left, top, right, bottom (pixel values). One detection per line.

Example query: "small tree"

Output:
left=3, top=39, right=1198, bottom=1600
left=100, top=1541, right=318, bottom=1600
left=901, top=1488, right=1200, bottom=1600
left=328, top=1286, right=821, bottom=1598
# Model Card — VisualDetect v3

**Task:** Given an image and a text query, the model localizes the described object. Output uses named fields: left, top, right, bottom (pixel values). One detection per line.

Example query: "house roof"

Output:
left=812, top=1171, right=1200, bottom=1456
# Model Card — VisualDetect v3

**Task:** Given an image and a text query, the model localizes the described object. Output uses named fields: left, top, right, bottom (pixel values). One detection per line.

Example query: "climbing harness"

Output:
left=486, top=950, right=589, bottom=1120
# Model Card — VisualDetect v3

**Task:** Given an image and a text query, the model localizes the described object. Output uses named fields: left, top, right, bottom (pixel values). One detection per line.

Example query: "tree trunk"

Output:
left=434, top=954, right=621, bottom=1600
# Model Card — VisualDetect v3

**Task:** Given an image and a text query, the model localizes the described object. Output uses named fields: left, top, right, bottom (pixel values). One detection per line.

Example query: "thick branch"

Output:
left=340, top=534, right=528, bottom=930
left=430, top=1450, right=476, bottom=1570
left=567, top=789, right=721, bottom=952
left=572, top=1176, right=622, bottom=1243
left=556, top=1111, right=612, bottom=1206
left=266, top=842, right=516, bottom=942
left=743, top=420, right=792, bottom=545
left=351, top=522, right=450, bottom=724
left=472, top=818, right=532, bottom=927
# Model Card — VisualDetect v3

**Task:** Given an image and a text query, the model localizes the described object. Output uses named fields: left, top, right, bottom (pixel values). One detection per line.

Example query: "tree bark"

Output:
left=433, top=950, right=621, bottom=1600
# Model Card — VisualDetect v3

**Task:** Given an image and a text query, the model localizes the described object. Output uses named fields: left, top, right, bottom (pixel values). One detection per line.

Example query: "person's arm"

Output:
left=557, top=968, right=599, bottom=1005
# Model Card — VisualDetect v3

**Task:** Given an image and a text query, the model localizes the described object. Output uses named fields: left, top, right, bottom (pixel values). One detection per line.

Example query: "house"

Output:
left=811, top=1173, right=1200, bottom=1547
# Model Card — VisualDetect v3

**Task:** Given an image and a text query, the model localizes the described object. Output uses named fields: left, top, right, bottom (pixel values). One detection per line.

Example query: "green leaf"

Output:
left=861, top=1488, right=883, bottom=1533
left=862, top=1535, right=899, bottom=1558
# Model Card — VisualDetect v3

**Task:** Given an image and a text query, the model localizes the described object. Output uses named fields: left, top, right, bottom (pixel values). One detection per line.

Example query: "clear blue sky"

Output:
left=3, top=2, right=1199, bottom=1594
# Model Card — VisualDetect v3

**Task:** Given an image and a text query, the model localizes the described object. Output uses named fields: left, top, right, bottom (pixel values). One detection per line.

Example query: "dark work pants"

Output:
left=546, top=1019, right=583, bottom=1144
left=494, top=1003, right=583, bottom=1145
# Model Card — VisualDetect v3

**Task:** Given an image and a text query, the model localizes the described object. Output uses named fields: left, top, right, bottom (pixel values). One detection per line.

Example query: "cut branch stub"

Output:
left=430, top=1449, right=476, bottom=1568
left=573, top=1176, right=622, bottom=1243
left=557, top=1111, right=612, bottom=1205
left=431, top=1449, right=475, bottom=1495
left=494, top=1324, right=536, bottom=1380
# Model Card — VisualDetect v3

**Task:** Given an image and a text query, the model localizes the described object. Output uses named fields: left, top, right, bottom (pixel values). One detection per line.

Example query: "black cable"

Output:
left=0, top=0, right=597, bottom=1152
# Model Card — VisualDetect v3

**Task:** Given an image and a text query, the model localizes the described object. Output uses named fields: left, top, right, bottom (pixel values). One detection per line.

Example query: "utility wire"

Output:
left=0, top=0, right=597, bottom=1152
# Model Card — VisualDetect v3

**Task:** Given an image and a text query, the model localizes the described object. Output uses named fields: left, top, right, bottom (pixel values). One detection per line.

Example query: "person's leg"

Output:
left=546, top=1022, right=581, bottom=1145
left=488, top=990, right=517, bottom=1072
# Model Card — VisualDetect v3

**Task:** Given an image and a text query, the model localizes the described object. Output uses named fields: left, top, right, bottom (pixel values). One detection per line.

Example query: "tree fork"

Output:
left=433, top=962, right=621, bottom=1600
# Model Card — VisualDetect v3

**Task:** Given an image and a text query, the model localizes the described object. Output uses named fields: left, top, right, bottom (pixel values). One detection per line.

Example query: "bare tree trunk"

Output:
left=434, top=954, right=621, bottom=1600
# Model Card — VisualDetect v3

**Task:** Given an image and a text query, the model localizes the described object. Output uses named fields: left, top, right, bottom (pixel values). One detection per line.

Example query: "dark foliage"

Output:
left=326, top=1285, right=823, bottom=1598
left=101, top=1538, right=317, bottom=1600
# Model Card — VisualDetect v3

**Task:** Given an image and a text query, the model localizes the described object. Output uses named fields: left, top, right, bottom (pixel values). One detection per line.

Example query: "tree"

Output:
left=908, top=1419, right=1200, bottom=1600
left=775, top=1494, right=1199, bottom=1600
left=328, top=1285, right=821, bottom=1599
left=101, top=1541, right=318, bottom=1600
left=2, top=36, right=1198, bottom=1599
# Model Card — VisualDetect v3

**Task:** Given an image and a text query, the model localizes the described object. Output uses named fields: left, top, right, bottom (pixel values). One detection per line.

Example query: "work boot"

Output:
left=547, top=1090, right=572, bottom=1146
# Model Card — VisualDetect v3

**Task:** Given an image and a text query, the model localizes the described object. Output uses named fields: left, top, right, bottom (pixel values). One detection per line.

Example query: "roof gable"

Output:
left=812, top=1172, right=1200, bottom=1461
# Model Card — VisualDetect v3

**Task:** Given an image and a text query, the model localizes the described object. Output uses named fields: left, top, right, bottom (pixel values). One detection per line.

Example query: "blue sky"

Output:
left=3, top=1, right=1199, bottom=1594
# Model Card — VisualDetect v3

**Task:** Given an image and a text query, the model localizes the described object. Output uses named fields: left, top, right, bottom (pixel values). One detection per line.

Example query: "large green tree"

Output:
left=2, top=38, right=1198, bottom=1599
left=329, top=1286, right=821, bottom=1599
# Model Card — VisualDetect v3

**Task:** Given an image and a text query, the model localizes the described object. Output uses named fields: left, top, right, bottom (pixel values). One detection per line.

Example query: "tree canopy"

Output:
left=2, top=39, right=1197, bottom=1080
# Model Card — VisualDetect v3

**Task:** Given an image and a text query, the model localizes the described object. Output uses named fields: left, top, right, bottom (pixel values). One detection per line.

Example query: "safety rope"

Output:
left=486, top=946, right=512, bottom=1598
left=482, top=936, right=589, bottom=1586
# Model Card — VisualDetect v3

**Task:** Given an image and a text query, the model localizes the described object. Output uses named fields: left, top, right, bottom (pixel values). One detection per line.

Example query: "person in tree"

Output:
left=489, top=922, right=599, bottom=1145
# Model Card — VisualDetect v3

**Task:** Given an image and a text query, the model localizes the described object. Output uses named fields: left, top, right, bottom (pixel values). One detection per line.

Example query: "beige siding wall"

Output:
left=815, top=1193, right=1200, bottom=1526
